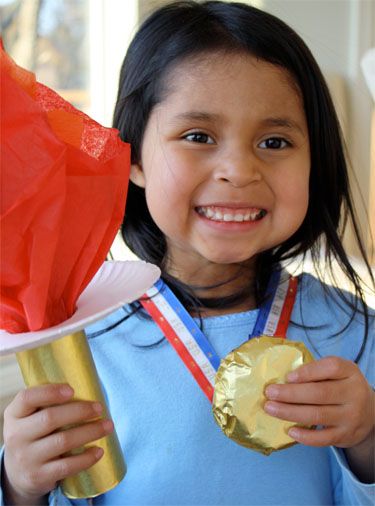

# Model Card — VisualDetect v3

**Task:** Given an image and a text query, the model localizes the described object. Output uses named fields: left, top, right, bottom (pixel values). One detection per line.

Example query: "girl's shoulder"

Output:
left=296, top=271, right=375, bottom=323
left=291, top=272, right=374, bottom=376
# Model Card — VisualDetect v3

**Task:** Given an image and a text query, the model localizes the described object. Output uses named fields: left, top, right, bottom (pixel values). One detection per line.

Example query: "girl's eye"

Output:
left=184, top=132, right=215, bottom=144
left=259, top=137, right=290, bottom=149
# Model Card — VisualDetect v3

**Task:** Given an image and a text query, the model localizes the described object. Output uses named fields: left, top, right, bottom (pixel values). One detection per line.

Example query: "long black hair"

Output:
left=110, top=0, right=373, bottom=359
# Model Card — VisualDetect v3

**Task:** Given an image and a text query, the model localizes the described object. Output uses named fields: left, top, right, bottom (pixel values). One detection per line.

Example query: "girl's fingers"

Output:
left=42, top=446, right=104, bottom=486
left=286, top=356, right=354, bottom=383
left=263, top=401, right=344, bottom=427
left=264, top=380, right=347, bottom=405
left=287, top=426, right=341, bottom=447
left=25, top=401, right=103, bottom=440
left=32, top=418, right=114, bottom=462
left=7, top=384, right=74, bottom=418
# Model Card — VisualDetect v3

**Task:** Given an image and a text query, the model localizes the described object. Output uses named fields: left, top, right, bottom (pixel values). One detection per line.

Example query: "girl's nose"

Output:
left=213, top=151, right=262, bottom=188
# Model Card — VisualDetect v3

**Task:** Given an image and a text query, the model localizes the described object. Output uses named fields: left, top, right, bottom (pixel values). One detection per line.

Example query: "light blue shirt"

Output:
left=1, top=273, right=374, bottom=505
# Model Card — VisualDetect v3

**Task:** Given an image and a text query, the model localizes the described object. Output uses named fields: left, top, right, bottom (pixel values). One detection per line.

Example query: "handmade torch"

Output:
left=0, top=43, right=160, bottom=498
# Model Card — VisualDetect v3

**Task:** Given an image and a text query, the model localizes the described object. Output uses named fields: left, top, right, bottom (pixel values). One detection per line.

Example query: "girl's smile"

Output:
left=130, top=52, right=310, bottom=289
left=195, top=203, right=267, bottom=231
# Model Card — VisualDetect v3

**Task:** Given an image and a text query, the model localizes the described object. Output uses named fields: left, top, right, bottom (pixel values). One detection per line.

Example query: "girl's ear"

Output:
left=130, top=163, right=146, bottom=188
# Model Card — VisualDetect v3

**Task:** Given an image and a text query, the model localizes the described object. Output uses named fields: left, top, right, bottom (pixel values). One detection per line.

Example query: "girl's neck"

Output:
left=191, top=297, right=257, bottom=317
left=164, top=257, right=258, bottom=316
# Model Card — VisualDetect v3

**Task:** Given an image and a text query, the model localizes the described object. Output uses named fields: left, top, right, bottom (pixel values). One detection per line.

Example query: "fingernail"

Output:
left=60, top=385, right=74, bottom=397
left=102, top=420, right=114, bottom=432
left=92, top=402, right=103, bottom=413
left=264, top=402, right=278, bottom=415
left=95, top=447, right=104, bottom=459
left=288, top=428, right=299, bottom=439
left=265, top=386, right=279, bottom=399
left=287, top=371, right=298, bottom=382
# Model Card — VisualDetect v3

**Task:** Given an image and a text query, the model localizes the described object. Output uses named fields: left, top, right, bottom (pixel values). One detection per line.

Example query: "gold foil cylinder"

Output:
left=212, top=336, right=314, bottom=456
left=16, top=331, right=126, bottom=498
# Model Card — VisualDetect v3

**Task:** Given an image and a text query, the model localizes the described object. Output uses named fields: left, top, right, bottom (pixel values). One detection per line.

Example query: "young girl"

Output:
left=1, top=1, right=374, bottom=505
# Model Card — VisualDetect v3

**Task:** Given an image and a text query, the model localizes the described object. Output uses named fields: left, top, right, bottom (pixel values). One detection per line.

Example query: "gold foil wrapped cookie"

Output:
left=212, top=336, right=314, bottom=455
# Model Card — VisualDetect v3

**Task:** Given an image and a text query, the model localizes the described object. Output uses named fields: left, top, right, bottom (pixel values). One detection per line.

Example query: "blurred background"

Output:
left=0, top=0, right=374, bottom=439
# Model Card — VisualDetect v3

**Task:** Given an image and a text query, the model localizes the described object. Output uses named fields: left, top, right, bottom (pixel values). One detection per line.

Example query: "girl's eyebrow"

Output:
left=260, top=117, right=305, bottom=135
left=173, top=111, right=222, bottom=122
left=171, top=112, right=305, bottom=135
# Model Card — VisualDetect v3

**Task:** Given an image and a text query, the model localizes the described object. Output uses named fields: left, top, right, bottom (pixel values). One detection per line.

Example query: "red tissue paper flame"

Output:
left=0, top=43, right=131, bottom=333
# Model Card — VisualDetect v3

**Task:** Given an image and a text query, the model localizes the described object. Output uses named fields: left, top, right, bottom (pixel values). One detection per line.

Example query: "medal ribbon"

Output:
left=249, top=271, right=298, bottom=338
left=140, top=271, right=297, bottom=402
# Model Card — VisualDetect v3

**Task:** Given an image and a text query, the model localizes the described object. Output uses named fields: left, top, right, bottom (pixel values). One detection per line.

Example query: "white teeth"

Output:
left=197, top=206, right=265, bottom=222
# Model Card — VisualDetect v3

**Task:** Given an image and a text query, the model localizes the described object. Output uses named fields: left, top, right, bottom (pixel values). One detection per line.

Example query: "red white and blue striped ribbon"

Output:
left=140, top=271, right=297, bottom=402
left=249, top=271, right=298, bottom=338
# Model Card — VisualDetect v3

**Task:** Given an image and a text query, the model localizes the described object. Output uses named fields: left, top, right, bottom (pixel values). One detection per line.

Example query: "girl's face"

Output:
left=130, top=53, right=310, bottom=284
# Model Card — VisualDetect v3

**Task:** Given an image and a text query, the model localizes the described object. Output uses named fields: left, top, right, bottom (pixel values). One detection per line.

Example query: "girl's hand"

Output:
left=2, top=384, right=114, bottom=504
left=263, top=356, right=375, bottom=448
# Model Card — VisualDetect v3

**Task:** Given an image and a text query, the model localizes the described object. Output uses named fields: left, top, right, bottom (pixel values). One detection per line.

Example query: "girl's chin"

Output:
left=197, top=251, right=259, bottom=266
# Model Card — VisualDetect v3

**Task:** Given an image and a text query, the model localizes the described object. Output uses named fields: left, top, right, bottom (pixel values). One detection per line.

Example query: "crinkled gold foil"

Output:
left=212, top=336, right=314, bottom=456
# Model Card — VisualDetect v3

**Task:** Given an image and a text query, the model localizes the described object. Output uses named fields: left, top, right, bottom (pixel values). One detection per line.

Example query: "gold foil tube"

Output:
left=16, top=331, right=126, bottom=499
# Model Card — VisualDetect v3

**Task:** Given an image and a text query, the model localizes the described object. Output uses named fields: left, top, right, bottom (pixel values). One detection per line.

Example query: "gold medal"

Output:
left=212, top=336, right=314, bottom=455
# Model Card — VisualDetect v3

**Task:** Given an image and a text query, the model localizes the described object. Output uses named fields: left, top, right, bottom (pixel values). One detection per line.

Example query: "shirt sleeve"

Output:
left=330, top=446, right=375, bottom=505
left=0, top=447, right=7, bottom=506
left=49, top=487, right=90, bottom=506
